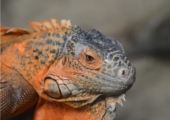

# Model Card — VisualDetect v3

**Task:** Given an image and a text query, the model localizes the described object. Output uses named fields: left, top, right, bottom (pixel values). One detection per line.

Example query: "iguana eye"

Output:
left=78, top=48, right=102, bottom=69
left=85, top=54, right=95, bottom=62
left=84, top=53, right=95, bottom=63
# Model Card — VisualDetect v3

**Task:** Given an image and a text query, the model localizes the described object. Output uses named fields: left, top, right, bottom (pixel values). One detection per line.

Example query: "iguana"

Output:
left=0, top=18, right=136, bottom=120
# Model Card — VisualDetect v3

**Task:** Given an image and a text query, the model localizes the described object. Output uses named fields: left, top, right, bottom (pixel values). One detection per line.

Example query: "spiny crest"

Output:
left=0, top=18, right=72, bottom=36
left=27, top=18, right=72, bottom=32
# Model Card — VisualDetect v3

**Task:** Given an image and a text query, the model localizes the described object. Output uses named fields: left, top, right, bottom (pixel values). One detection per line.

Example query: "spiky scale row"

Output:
left=0, top=18, right=72, bottom=35
left=28, top=18, right=71, bottom=32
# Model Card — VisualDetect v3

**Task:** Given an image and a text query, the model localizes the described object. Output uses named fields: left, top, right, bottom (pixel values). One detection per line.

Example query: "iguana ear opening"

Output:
left=78, top=48, right=102, bottom=69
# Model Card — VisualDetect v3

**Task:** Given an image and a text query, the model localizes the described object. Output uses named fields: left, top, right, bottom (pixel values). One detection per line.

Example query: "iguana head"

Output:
left=41, top=23, right=136, bottom=108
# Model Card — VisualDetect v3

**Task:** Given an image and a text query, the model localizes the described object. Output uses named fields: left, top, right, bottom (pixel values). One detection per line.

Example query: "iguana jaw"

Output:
left=41, top=74, right=127, bottom=110
left=39, top=55, right=135, bottom=108
left=40, top=72, right=131, bottom=108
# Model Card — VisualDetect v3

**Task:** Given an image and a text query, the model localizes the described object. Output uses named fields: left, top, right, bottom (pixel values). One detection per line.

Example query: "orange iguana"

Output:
left=0, top=18, right=136, bottom=120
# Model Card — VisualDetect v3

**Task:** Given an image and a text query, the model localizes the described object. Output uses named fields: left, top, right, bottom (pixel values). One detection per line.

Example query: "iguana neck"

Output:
left=1, top=31, right=67, bottom=93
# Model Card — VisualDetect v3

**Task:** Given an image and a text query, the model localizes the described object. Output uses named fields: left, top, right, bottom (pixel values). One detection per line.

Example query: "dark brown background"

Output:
left=1, top=0, right=170, bottom=120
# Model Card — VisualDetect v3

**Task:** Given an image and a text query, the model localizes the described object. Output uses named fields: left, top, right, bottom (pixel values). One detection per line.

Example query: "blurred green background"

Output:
left=1, top=0, right=170, bottom=120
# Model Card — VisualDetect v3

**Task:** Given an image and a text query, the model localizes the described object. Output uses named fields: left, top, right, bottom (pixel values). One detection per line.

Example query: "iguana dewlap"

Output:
left=0, top=18, right=136, bottom=120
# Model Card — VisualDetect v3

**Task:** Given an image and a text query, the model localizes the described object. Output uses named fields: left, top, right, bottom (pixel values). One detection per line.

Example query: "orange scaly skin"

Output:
left=0, top=19, right=74, bottom=119
left=0, top=18, right=136, bottom=120
left=1, top=19, right=71, bottom=96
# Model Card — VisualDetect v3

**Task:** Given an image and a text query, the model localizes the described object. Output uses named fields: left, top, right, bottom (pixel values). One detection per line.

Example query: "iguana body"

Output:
left=0, top=18, right=136, bottom=120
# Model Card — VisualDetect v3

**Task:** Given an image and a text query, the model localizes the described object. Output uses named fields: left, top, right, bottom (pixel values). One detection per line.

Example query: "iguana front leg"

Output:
left=0, top=64, right=38, bottom=120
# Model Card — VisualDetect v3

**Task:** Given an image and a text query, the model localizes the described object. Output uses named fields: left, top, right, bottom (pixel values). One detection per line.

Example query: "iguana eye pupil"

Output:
left=85, top=54, right=94, bottom=62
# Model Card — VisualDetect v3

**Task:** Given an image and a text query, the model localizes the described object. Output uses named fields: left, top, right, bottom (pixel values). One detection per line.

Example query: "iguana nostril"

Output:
left=118, top=68, right=128, bottom=78
left=44, top=78, right=61, bottom=98
left=121, top=69, right=126, bottom=78
left=122, top=70, right=125, bottom=76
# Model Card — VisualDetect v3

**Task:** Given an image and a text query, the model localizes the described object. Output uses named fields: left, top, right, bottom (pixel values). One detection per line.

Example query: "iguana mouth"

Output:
left=41, top=66, right=135, bottom=107
left=42, top=75, right=127, bottom=108
left=75, top=66, right=136, bottom=96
